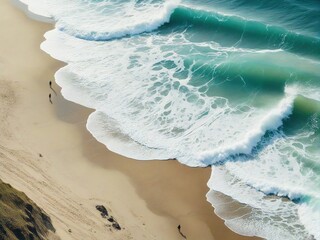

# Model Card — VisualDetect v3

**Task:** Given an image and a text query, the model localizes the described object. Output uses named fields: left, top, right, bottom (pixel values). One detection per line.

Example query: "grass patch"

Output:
left=0, top=179, right=55, bottom=240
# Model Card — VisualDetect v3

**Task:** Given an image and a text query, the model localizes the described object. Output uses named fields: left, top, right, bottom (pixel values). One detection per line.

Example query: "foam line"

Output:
left=58, top=0, right=180, bottom=41
left=10, top=0, right=53, bottom=23
left=197, top=87, right=296, bottom=165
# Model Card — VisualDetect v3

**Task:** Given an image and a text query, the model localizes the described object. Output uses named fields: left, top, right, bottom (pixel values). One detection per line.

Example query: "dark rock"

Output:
left=95, top=205, right=109, bottom=218
left=96, top=204, right=122, bottom=231
left=112, top=222, right=121, bottom=231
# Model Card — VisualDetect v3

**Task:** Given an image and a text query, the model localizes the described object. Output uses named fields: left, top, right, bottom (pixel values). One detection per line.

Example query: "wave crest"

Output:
left=58, top=0, right=180, bottom=41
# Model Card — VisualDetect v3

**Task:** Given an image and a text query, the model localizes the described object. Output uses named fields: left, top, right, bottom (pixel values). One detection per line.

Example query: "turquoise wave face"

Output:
left=163, top=6, right=320, bottom=59
left=20, top=0, right=320, bottom=239
left=183, top=0, right=320, bottom=37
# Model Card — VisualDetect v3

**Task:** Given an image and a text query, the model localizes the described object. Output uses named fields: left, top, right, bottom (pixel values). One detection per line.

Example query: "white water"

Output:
left=17, top=0, right=180, bottom=40
left=197, top=91, right=295, bottom=165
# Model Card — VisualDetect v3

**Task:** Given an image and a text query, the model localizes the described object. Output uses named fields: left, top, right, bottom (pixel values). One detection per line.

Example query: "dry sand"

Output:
left=0, top=1, right=258, bottom=239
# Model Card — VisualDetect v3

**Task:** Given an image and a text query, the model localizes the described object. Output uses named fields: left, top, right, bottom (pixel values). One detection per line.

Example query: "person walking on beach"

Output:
left=49, top=93, right=52, bottom=104
left=49, top=80, right=57, bottom=95
left=177, top=225, right=187, bottom=239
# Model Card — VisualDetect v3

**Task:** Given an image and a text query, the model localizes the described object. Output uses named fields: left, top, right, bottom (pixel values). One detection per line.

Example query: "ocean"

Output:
left=18, top=0, right=320, bottom=239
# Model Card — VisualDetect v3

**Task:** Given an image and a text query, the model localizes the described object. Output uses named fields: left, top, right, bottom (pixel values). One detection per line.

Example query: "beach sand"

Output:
left=0, top=1, right=258, bottom=239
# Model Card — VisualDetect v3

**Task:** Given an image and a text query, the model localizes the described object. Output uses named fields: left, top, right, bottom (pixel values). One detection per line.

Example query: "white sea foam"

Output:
left=87, top=111, right=172, bottom=160
left=299, top=203, right=320, bottom=240
left=13, top=0, right=52, bottom=18
left=225, top=133, right=320, bottom=200
left=196, top=87, right=296, bottom=165
left=42, top=28, right=285, bottom=167
left=294, top=85, right=320, bottom=103
left=18, top=0, right=180, bottom=41
left=57, top=0, right=180, bottom=41
left=207, top=166, right=313, bottom=240
left=207, top=118, right=320, bottom=239
left=10, top=0, right=53, bottom=23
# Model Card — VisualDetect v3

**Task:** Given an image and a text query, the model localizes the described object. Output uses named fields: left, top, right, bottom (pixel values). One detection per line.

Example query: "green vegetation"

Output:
left=0, top=179, right=55, bottom=240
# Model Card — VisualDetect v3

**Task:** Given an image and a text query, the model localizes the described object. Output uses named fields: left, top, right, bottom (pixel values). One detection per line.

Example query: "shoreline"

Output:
left=0, top=1, right=258, bottom=239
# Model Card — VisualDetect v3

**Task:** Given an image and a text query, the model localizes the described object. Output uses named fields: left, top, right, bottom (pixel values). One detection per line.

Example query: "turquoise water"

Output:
left=19, top=0, right=320, bottom=239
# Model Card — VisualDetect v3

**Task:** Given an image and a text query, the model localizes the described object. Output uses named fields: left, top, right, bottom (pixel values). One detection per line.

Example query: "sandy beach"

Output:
left=0, top=1, right=257, bottom=239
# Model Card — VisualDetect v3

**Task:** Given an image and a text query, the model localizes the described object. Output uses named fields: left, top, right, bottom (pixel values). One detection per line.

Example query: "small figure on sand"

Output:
left=49, top=80, right=57, bottom=95
left=49, top=93, right=52, bottom=104
left=177, top=225, right=187, bottom=239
